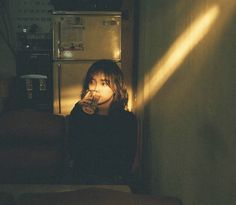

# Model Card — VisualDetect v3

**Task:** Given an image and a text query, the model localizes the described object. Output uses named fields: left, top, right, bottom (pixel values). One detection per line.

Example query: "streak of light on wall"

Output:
left=136, top=4, right=220, bottom=110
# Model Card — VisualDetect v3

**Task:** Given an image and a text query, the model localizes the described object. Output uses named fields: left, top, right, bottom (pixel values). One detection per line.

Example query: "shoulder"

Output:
left=69, top=102, right=81, bottom=116
left=111, top=109, right=137, bottom=123
left=115, top=110, right=138, bottom=140
left=123, top=110, right=137, bottom=121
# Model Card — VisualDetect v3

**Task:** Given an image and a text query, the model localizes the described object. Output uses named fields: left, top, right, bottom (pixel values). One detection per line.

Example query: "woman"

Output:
left=68, top=59, right=137, bottom=184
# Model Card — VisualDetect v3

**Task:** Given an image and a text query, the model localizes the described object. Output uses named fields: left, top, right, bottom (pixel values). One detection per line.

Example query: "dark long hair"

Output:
left=81, top=59, right=128, bottom=111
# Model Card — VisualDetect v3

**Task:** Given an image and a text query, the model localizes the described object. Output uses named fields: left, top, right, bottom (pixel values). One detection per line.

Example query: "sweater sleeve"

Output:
left=116, top=112, right=138, bottom=177
left=67, top=103, right=85, bottom=158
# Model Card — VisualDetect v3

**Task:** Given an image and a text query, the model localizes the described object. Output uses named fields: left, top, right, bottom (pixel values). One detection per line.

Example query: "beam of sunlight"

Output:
left=136, top=4, right=220, bottom=109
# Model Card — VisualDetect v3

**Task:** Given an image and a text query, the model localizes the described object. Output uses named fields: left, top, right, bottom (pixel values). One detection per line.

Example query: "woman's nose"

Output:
left=94, top=85, right=99, bottom=92
left=89, top=82, right=97, bottom=91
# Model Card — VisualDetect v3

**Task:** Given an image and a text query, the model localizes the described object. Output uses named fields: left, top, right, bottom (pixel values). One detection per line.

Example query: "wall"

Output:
left=137, top=0, right=236, bottom=204
left=0, top=0, right=16, bottom=77
left=0, top=38, right=15, bottom=77
left=0, top=0, right=53, bottom=79
left=0, top=0, right=16, bottom=112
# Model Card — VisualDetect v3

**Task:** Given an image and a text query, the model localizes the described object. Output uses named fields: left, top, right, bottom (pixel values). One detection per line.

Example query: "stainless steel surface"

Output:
left=53, top=12, right=121, bottom=60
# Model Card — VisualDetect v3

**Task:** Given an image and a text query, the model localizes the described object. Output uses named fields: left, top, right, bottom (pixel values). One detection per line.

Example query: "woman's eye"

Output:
left=102, top=80, right=110, bottom=86
left=89, top=80, right=96, bottom=85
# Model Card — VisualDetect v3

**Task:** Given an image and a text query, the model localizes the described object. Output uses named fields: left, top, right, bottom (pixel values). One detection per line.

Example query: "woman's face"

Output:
left=88, top=73, right=114, bottom=105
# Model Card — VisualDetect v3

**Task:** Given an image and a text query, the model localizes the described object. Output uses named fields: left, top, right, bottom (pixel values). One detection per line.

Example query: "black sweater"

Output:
left=68, top=103, right=137, bottom=179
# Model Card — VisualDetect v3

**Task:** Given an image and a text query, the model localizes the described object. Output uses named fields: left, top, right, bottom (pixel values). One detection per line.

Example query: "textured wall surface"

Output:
left=137, top=0, right=236, bottom=204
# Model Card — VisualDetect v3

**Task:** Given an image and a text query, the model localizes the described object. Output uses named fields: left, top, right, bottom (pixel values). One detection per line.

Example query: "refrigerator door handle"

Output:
left=57, top=63, right=62, bottom=114
left=57, top=22, right=62, bottom=59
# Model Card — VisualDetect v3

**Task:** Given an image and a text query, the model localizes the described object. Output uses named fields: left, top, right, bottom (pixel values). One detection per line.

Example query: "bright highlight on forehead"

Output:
left=91, top=72, right=111, bottom=81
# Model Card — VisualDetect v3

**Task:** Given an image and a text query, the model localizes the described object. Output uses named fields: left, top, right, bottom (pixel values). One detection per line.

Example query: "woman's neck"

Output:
left=97, top=97, right=113, bottom=115
left=97, top=108, right=109, bottom=115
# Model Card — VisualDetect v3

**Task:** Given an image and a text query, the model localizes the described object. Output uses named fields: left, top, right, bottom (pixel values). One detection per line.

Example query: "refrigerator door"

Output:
left=53, top=61, right=93, bottom=115
left=53, top=11, right=121, bottom=61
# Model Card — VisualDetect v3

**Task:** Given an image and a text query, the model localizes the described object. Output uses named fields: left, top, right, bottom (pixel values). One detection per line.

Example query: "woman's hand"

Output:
left=79, top=90, right=94, bottom=106
left=79, top=90, right=101, bottom=115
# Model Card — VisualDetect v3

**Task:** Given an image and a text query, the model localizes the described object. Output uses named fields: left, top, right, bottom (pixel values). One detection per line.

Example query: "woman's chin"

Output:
left=98, top=98, right=112, bottom=105
left=98, top=101, right=107, bottom=106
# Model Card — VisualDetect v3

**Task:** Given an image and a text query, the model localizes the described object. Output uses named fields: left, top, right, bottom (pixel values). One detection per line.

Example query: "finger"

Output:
left=80, top=99, right=92, bottom=105
left=83, top=90, right=94, bottom=99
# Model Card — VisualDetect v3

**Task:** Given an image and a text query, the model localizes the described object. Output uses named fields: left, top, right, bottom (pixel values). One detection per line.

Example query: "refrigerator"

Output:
left=52, top=11, right=121, bottom=115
